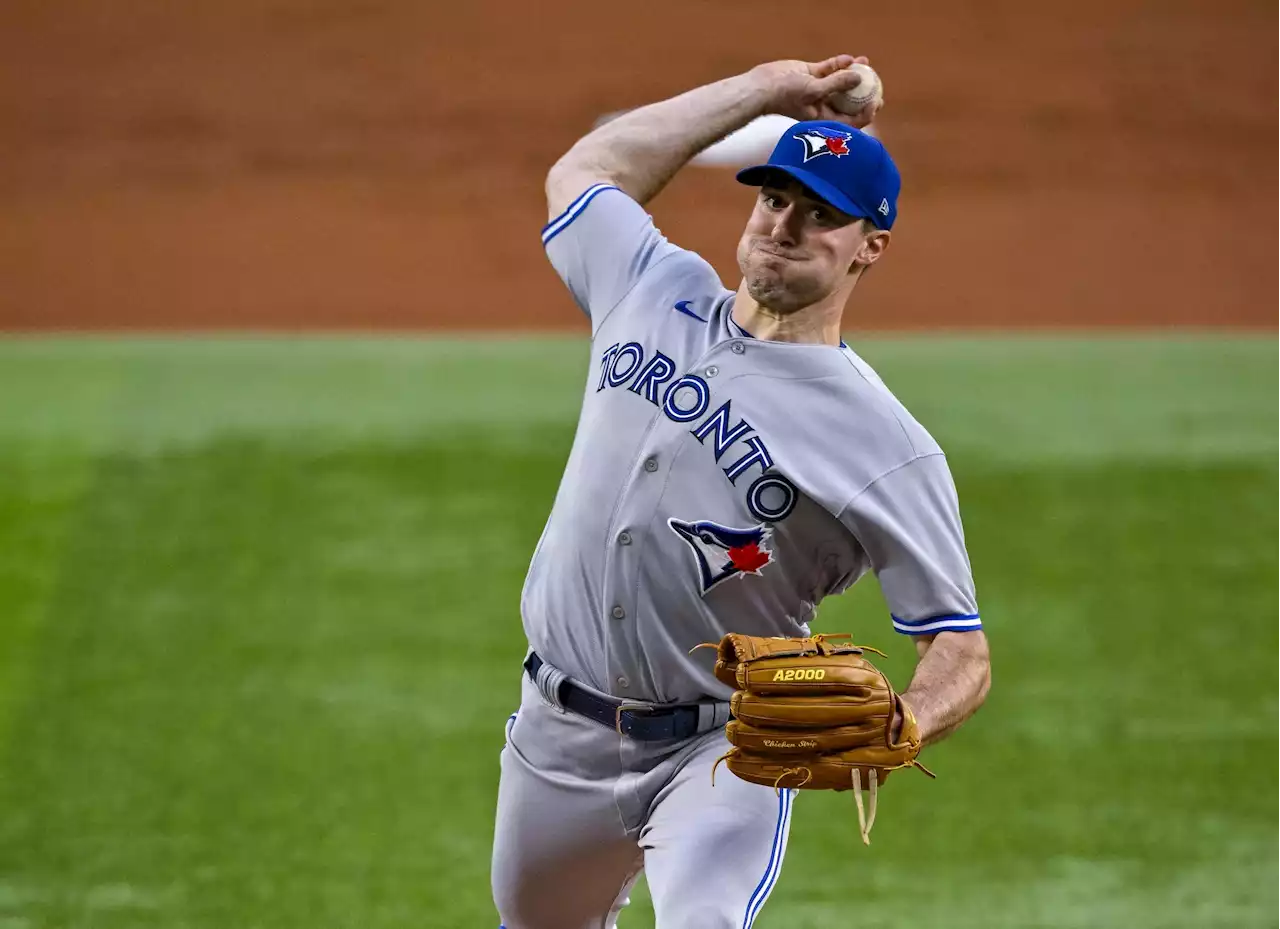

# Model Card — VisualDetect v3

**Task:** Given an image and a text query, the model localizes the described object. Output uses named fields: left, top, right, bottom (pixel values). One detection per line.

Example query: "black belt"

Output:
left=523, top=652, right=715, bottom=742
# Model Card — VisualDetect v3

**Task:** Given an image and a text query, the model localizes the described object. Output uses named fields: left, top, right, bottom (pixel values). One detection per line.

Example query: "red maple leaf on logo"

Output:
left=824, top=136, right=849, bottom=156
left=726, top=541, right=771, bottom=574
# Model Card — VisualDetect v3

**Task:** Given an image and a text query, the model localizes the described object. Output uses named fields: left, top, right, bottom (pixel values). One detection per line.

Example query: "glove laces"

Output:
left=711, top=749, right=936, bottom=846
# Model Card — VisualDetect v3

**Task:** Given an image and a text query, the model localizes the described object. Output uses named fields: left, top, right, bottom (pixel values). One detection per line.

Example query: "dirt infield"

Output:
left=1, top=0, right=1274, bottom=331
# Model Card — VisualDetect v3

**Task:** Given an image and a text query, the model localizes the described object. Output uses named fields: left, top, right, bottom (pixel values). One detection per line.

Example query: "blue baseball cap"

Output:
left=736, top=120, right=901, bottom=229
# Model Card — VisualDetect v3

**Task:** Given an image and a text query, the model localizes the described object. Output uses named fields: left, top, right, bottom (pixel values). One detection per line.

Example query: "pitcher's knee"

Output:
left=493, top=885, right=566, bottom=929
left=493, top=875, right=556, bottom=929
left=495, top=870, right=628, bottom=929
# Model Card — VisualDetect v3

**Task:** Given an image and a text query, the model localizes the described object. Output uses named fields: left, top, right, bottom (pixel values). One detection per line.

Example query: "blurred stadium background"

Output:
left=0, top=2, right=1275, bottom=928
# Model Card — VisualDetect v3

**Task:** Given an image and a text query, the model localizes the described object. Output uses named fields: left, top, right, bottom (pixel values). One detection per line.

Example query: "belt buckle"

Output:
left=614, top=700, right=657, bottom=736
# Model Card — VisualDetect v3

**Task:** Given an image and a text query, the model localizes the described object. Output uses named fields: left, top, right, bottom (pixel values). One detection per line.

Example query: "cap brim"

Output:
left=735, top=164, right=870, bottom=224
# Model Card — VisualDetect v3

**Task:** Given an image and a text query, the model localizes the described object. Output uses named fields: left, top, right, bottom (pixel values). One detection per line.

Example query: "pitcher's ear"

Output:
left=855, top=226, right=891, bottom=268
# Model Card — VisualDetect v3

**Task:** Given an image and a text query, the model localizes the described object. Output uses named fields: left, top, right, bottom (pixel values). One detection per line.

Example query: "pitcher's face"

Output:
left=736, top=178, right=888, bottom=313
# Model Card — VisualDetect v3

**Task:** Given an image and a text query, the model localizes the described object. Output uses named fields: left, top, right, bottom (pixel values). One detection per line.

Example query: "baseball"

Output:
left=828, top=62, right=883, bottom=116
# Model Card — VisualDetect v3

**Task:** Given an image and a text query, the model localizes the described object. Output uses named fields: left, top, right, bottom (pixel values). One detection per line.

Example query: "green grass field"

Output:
left=0, top=335, right=1275, bottom=929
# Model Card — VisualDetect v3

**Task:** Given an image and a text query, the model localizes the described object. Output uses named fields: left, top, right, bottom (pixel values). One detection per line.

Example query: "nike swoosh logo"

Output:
left=673, top=300, right=707, bottom=322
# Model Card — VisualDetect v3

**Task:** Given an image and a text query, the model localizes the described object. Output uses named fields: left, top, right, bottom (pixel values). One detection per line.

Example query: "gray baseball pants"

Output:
left=491, top=671, right=797, bottom=929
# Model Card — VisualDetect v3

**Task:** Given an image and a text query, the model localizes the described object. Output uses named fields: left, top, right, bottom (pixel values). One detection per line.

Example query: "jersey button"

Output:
left=617, top=530, right=632, bottom=546
left=643, top=457, right=658, bottom=473
left=704, top=365, right=719, bottom=378
left=616, top=676, right=630, bottom=689
left=730, top=341, right=745, bottom=355
left=610, top=605, right=626, bottom=620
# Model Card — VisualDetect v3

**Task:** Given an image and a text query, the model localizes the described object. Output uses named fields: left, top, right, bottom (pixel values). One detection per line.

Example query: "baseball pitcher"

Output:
left=491, top=54, right=992, bottom=929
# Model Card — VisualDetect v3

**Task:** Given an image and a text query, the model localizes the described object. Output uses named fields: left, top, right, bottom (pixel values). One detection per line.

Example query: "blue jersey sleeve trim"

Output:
left=891, top=612, right=982, bottom=635
left=541, top=184, right=619, bottom=246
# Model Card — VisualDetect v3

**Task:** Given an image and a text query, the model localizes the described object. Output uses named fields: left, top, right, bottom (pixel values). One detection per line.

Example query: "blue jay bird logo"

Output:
left=668, top=518, right=774, bottom=594
left=793, top=127, right=853, bottom=163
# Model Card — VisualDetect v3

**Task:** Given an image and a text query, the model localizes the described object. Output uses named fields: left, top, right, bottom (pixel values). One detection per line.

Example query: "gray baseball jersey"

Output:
left=524, top=183, right=981, bottom=705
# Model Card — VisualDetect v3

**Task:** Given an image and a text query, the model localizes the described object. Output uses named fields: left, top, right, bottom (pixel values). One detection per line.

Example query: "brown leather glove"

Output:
left=706, top=632, right=934, bottom=844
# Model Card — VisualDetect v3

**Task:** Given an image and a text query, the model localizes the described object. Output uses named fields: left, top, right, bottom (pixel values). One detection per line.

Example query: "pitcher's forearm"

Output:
left=902, top=631, right=991, bottom=746
left=547, top=71, right=773, bottom=210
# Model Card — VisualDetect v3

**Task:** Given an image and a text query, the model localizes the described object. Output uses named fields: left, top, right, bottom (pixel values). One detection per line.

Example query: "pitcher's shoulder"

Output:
left=832, top=346, right=944, bottom=461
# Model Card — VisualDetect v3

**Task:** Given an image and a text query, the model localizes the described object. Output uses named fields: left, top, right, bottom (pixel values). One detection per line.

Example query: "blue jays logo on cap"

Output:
left=793, top=126, right=854, bottom=163
left=668, top=517, right=774, bottom=594
left=735, top=119, right=901, bottom=229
